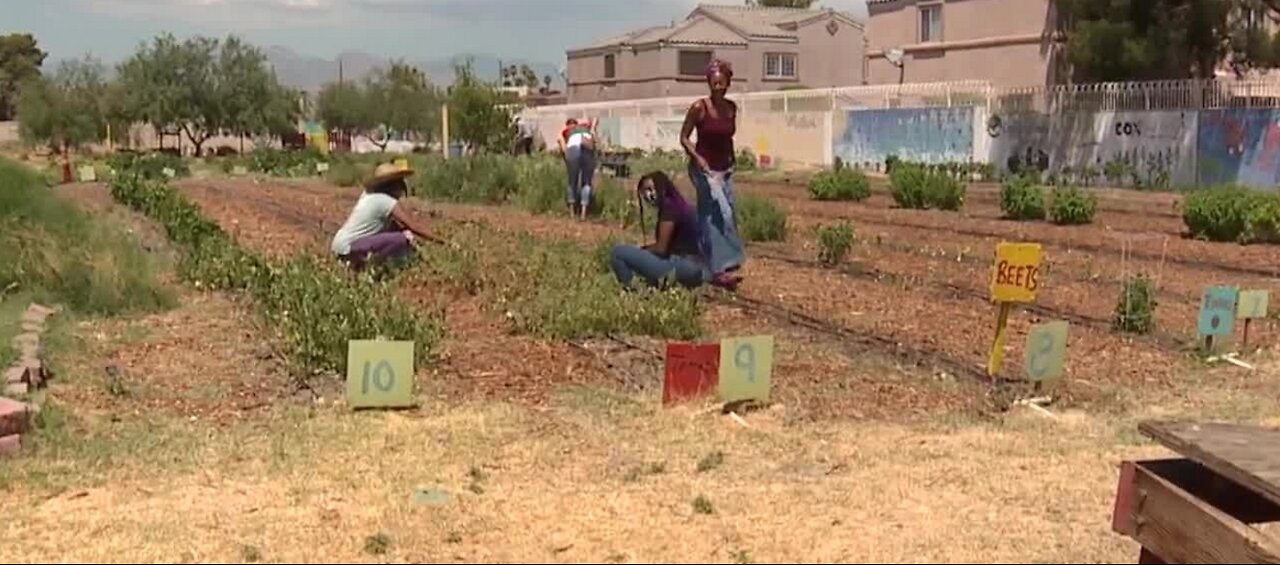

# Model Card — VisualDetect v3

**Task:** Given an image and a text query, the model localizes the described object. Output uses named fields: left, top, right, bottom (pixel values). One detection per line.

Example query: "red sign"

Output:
left=663, top=343, right=720, bottom=406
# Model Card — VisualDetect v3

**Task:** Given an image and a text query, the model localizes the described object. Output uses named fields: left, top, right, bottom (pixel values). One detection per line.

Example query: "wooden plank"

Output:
left=1141, top=459, right=1280, bottom=523
left=1124, top=462, right=1280, bottom=564
left=1140, top=421, right=1280, bottom=509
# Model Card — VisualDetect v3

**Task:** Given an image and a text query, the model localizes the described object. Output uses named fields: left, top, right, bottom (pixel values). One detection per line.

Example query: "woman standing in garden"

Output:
left=680, top=59, right=744, bottom=289
left=331, top=162, right=444, bottom=271
left=609, top=171, right=708, bottom=289
left=559, top=117, right=597, bottom=220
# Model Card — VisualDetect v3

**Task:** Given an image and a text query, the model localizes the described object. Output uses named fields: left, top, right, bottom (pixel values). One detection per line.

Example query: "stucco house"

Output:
left=565, top=4, right=869, bottom=104
left=865, top=0, right=1065, bottom=88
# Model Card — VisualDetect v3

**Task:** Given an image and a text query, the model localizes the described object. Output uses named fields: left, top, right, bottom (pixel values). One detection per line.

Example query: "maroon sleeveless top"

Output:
left=695, top=98, right=736, bottom=172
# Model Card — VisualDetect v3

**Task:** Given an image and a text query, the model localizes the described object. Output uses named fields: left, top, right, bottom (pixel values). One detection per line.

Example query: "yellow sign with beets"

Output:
left=990, top=243, right=1043, bottom=303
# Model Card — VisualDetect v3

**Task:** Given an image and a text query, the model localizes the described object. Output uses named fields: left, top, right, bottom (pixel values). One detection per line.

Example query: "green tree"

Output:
left=116, top=34, right=200, bottom=151
left=217, top=36, right=274, bottom=143
left=1059, top=0, right=1280, bottom=81
left=16, top=57, right=111, bottom=151
left=364, top=61, right=439, bottom=150
left=317, top=80, right=371, bottom=138
left=448, top=61, right=517, bottom=152
left=0, top=33, right=47, bottom=120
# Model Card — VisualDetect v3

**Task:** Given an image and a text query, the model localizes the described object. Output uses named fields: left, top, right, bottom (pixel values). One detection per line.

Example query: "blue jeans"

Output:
left=610, top=245, right=707, bottom=288
left=564, top=146, right=595, bottom=208
left=689, top=166, right=745, bottom=275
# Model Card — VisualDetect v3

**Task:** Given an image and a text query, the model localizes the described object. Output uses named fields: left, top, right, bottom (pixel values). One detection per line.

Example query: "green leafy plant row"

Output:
left=414, top=223, right=701, bottom=340
left=108, top=174, right=441, bottom=376
left=1183, top=185, right=1280, bottom=244
left=889, top=163, right=966, bottom=211
left=808, top=166, right=870, bottom=202
left=999, top=175, right=1098, bottom=225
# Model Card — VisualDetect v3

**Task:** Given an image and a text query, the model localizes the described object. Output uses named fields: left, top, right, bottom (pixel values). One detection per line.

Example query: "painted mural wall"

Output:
left=518, top=104, right=1280, bottom=189
left=737, top=111, right=830, bottom=168
left=1197, top=109, right=1280, bottom=188
left=984, top=110, right=1198, bottom=186
left=833, top=107, right=976, bottom=167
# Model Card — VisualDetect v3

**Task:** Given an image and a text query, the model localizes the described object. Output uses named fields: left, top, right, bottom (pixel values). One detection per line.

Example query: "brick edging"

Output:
left=1, top=303, right=56, bottom=457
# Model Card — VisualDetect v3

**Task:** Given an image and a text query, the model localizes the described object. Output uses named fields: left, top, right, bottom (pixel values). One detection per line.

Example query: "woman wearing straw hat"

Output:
left=331, top=161, right=443, bottom=270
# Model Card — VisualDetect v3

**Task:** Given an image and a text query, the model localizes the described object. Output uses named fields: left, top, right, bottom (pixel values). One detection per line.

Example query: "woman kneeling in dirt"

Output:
left=609, top=171, right=708, bottom=289
left=331, top=162, right=444, bottom=270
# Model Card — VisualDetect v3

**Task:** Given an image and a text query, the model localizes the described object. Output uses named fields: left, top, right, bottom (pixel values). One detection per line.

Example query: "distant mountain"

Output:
left=263, top=46, right=560, bottom=92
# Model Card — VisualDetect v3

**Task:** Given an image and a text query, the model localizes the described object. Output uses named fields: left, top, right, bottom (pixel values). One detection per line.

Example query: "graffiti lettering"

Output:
left=785, top=113, right=819, bottom=130
left=1114, top=122, right=1142, bottom=136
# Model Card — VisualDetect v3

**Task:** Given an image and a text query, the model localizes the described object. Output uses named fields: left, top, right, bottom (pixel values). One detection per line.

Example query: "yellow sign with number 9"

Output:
left=718, top=336, right=773, bottom=403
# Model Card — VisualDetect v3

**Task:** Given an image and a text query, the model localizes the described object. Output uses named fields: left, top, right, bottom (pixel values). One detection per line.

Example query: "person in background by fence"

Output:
left=681, top=59, right=744, bottom=290
left=558, top=117, right=597, bottom=220
left=609, top=171, right=708, bottom=289
left=513, top=115, right=536, bottom=156
left=331, top=162, right=444, bottom=271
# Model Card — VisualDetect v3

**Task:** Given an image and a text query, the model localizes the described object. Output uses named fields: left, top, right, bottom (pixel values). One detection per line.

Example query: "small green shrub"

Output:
left=999, top=175, right=1046, bottom=220
left=1049, top=186, right=1098, bottom=225
left=927, top=171, right=966, bottom=211
left=735, top=148, right=757, bottom=171
left=1182, top=185, right=1280, bottom=243
left=889, top=162, right=965, bottom=211
left=816, top=222, right=855, bottom=266
left=736, top=195, right=787, bottom=242
left=1113, top=274, right=1157, bottom=334
left=808, top=167, right=871, bottom=202
left=889, top=163, right=928, bottom=209
left=692, top=494, right=715, bottom=515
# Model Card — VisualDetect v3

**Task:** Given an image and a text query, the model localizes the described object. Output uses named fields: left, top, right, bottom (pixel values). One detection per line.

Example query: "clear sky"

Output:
left=2, top=0, right=723, bottom=64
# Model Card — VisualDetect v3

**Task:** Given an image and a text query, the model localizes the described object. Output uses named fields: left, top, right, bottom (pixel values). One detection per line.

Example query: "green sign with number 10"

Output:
left=346, top=340, right=416, bottom=409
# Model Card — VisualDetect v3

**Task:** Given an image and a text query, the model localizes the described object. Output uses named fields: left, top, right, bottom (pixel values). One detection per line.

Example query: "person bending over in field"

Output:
left=331, top=162, right=444, bottom=271
left=609, top=171, right=708, bottom=289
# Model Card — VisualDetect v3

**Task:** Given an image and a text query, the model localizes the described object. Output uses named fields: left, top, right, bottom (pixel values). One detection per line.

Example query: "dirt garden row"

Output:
left=169, top=172, right=1274, bottom=419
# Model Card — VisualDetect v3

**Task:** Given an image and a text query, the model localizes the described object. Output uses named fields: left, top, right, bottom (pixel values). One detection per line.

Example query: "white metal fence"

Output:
left=523, top=78, right=1280, bottom=122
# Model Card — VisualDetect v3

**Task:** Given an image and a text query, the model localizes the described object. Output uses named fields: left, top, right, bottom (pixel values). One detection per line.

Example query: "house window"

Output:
left=764, top=53, right=798, bottom=80
left=678, top=50, right=713, bottom=77
left=604, top=54, right=616, bottom=79
left=919, top=3, right=943, bottom=43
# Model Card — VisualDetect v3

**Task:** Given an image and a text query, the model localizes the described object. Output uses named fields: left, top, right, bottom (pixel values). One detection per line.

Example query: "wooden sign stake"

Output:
left=987, top=302, right=1013, bottom=378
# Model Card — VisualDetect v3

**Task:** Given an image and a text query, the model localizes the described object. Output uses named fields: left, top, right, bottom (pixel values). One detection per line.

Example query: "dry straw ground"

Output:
left=2, top=178, right=1279, bottom=563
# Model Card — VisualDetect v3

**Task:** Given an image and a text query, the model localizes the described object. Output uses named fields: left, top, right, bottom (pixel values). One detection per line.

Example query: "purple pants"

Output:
left=341, top=231, right=412, bottom=270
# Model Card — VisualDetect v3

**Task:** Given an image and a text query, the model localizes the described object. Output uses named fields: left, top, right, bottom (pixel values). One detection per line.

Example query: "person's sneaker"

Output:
left=710, top=273, right=742, bottom=290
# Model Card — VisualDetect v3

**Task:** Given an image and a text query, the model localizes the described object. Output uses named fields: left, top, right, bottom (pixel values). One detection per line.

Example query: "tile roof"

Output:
left=570, top=3, right=865, bottom=54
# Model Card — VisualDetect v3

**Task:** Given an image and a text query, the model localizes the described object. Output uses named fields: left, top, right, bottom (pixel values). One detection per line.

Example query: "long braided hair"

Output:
left=636, top=171, right=699, bottom=244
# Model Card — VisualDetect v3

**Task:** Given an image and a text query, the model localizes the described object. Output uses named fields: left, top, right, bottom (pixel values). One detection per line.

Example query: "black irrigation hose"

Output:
left=830, top=212, right=1280, bottom=281
left=752, top=251, right=1191, bottom=353
left=700, top=288, right=999, bottom=385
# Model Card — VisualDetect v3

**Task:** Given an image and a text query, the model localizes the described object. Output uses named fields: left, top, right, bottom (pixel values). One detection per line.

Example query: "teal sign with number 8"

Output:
left=1023, top=321, right=1068, bottom=383
left=347, top=340, right=416, bottom=409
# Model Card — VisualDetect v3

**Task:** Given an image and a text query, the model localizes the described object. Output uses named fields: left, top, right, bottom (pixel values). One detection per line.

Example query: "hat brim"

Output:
left=364, top=169, right=414, bottom=189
